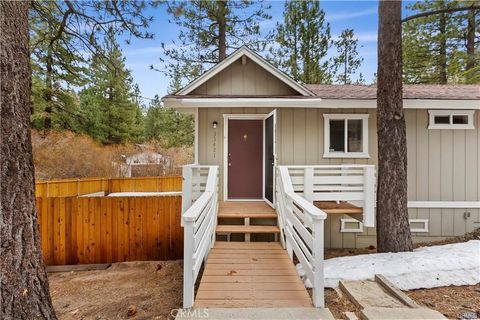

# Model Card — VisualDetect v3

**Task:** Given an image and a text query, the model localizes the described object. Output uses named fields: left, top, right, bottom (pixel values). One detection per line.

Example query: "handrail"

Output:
left=181, top=165, right=219, bottom=309
left=276, top=166, right=327, bottom=308
left=281, top=164, right=376, bottom=227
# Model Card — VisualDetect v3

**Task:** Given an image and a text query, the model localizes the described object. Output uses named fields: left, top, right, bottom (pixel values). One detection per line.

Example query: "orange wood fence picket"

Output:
left=36, top=196, right=183, bottom=266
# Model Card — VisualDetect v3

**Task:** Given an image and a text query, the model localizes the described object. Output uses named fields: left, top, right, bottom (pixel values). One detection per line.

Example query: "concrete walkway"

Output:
left=339, top=277, right=446, bottom=320
left=175, top=307, right=335, bottom=320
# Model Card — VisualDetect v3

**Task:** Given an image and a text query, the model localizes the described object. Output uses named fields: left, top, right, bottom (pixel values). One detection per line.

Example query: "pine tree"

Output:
left=332, top=29, right=364, bottom=84
left=29, top=1, right=86, bottom=130
left=79, top=35, right=143, bottom=144
left=377, top=0, right=413, bottom=253
left=145, top=96, right=194, bottom=148
left=402, top=0, right=479, bottom=84
left=158, top=0, right=272, bottom=88
left=1, top=2, right=57, bottom=318
left=270, top=0, right=333, bottom=84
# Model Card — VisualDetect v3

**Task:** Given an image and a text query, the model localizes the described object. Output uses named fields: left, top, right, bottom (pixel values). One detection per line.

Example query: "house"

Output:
left=115, top=149, right=170, bottom=177
left=164, top=45, right=479, bottom=247
left=162, top=46, right=479, bottom=309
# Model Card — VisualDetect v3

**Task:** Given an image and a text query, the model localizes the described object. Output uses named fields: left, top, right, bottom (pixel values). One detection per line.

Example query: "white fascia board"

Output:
left=176, top=47, right=314, bottom=96
left=173, top=97, right=323, bottom=108
left=164, top=97, right=479, bottom=110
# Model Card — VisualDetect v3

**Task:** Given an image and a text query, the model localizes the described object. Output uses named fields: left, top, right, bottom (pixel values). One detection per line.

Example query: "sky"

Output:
left=120, top=1, right=416, bottom=102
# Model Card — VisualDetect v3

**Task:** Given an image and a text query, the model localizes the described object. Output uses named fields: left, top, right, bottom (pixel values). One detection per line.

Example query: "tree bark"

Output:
left=0, top=2, right=57, bottom=319
left=465, top=3, right=477, bottom=83
left=376, top=0, right=413, bottom=253
left=217, top=0, right=227, bottom=61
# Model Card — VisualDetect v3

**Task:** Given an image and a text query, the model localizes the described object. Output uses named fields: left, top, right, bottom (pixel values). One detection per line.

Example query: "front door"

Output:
left=227, top=119, right=263, bottom=199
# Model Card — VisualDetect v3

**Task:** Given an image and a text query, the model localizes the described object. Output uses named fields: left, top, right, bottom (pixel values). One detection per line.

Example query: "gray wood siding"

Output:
left=191, top=57, right=299, bottom=96
left=197, top=107, right=479, bottom=248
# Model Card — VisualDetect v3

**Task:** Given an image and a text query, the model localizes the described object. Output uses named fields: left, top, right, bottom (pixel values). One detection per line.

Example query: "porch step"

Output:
left=218, top=212, right=277, bottom=219
left=216, top=225, right=280, bottom=234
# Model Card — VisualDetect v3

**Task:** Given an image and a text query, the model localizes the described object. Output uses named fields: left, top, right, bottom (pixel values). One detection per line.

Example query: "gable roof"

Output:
left=305, top=84, right=480, bottom=100
left=175, top=46, right=315, bottom=97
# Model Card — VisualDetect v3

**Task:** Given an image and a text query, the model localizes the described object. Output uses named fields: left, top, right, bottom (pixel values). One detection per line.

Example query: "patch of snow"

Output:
left=295, top=264, right=312, bottom=288
left=107, top=192, right=181, bottom=197
left=296, top=240, right=480, bottom=290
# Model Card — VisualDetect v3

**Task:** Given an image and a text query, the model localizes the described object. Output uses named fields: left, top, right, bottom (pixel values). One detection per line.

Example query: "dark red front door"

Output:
left=228, top=119, right=263, bottom=199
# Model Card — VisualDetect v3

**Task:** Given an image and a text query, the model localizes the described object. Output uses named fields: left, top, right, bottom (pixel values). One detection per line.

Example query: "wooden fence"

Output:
left=35, top=176, right=182, bottom=198
left=36, top=196, right=183, bottom=265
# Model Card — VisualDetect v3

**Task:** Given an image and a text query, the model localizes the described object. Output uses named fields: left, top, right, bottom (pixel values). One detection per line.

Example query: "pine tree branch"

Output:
left=402, top=5, right=480, bottom=23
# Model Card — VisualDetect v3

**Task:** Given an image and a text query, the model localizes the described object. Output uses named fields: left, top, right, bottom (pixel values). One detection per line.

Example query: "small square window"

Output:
left=324, top=114, right=369, bottom=158
left=428, top=110, right=475, bottom=130
left=434, top=115, right=450, bottom=124
left=452, top=115, right=468, bottom=124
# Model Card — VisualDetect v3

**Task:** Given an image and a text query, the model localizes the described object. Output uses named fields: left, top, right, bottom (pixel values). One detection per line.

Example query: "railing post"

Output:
left=182, top=166, right=193, bottom=215
left=304, top=167, right=314, bottom=202
left=363, top=166, right=375, bottom=227
left=312, top=217, right=325, bottom=308
left=183, top=219, right=194, bottom=309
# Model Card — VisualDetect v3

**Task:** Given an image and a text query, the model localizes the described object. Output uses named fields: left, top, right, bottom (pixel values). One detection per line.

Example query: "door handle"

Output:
left=228, top=163, right=232, bottom=167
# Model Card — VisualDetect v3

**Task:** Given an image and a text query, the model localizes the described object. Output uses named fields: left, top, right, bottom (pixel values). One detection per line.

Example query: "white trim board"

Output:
left=340, top=218, right=364, bottom=233
left=194, top=107, right=199, bottom=164
left=164, top=97, right=479, bottom=110
left=176, top=46, right=314, bottom=96
left=409, top=219, right=429, bottom=233
left=408, top=201, right=480, bottom=209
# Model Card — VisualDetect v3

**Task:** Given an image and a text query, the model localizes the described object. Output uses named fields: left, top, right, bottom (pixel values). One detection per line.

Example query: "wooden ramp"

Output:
left=195, top=241, right=312, bottom=308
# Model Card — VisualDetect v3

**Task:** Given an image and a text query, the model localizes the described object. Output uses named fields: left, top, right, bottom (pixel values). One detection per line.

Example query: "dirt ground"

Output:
left=48, top=261, right=183, bottom=320
left=49, top=230, right=480, bottom=319
left=324, top=288, right=361, bottom=319
left=406, top=284, right=480, bottom=319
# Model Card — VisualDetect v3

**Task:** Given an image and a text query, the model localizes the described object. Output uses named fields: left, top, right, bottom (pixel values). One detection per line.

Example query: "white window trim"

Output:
left=340, top=218, right=364, bottom=233
left=323, top=114, right=370, bottom=158
left=428, top=109, right=475, bottom=130
left=409, top=219, right=429, bottom=233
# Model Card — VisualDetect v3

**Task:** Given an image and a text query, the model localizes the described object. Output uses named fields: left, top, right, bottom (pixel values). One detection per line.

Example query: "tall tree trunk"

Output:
left=0, top=2, right=57, bottom=319
left=465, top=3, right=477, bottom=83
left=217, top=0, right=227, bottom=61
left=376, top=0, right=413, bottom=253
left=438, top=2, right=448, bottom=84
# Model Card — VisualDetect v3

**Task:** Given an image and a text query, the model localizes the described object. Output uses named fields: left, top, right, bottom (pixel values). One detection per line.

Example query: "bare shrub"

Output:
left=32, top=130, right=193, bottom=180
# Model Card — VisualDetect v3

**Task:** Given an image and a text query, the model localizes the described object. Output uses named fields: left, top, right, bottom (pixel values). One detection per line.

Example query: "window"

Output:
left=324, top=114, right=369, bottom=158
left=428, top=110, right=475, bottom=129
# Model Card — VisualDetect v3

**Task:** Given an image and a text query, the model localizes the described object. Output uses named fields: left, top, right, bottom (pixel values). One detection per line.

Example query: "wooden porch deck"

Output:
left=194, top=241, right=312, bottom=308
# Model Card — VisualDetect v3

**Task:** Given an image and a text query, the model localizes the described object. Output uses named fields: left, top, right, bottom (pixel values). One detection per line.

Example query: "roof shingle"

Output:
left=304, top=84, right=479, bottom=100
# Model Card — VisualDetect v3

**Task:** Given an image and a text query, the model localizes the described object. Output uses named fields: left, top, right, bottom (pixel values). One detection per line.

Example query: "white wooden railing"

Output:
left=276, top=166, right=327, bottom=307
left=276, top=164, right=376, bottom=308
left=181, top=165, right=219, bottom=309
left=281, top=165, right=376, bottom=227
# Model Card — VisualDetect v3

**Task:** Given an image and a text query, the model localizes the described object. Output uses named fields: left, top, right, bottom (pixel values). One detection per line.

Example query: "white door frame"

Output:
left=223, top=114, right=267, bottom=202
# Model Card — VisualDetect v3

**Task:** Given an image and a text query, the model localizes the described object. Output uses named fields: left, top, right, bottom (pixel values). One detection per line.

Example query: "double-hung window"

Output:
left=324, top=114, right=369, bottom=158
